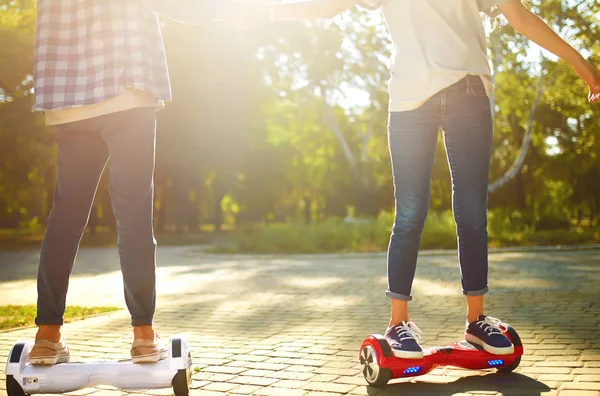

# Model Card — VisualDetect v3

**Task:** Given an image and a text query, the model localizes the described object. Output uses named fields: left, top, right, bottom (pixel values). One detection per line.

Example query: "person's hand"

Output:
left=588, top=69, right=600, bottom=104
left=573, top=60, right=600, bottom=104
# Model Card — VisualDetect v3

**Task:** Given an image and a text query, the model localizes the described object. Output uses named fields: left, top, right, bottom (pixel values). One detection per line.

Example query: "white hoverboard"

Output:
left=5, top=335, right=192, bottom=396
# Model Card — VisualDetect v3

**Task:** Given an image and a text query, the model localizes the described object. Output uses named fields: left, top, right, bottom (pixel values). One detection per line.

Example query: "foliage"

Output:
left=0, top=0, right=599, bottom=251
left=210, top=209, right=600, bottom=254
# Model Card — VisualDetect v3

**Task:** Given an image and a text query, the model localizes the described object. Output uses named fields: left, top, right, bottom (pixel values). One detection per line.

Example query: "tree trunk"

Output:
left=44, top=183, right=54, bottom=227
left=87, top=205, right=98, bottom=235
left=156, top=201, right=166, bottom=233
left=214, top=193, right=224, bottom=232
left=489, top=62, right=544, bottom=194
left=316, top=85, right=360, bottom=182
left=304, top=196, right=312, bottom=224
left=515, top=173, right=527, bottom=209
left=103, top=198, right=117, bottom=233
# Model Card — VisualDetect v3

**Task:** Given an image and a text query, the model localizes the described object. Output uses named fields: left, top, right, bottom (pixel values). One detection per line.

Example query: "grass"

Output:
left=2, top=210, right=599, bottom=254
left=209, top=210, right=600, bottom=254
left=208, top=216, right=452, bottom=255
left=0, top=305, right=122, bottom=331
left=0, top=229, right=218, bottom=251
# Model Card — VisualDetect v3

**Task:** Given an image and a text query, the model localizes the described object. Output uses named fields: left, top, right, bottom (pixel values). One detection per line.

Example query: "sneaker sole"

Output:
left=465, top=334, right=514, bottom=355
left=29, top=353, right=70, bottom=366
left=391, top=349, right=424, bottom=359
left=131, top=348, right=169, bottom=364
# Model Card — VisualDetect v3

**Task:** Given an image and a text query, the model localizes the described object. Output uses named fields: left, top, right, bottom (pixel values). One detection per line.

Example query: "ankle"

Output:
left=467, top=313, right=483, bottom=324
left=390, top=299, right=409, bottom=328
left=466, top=295, right=484, bottom=324
left=133, top=325, right=155, bottom=340
left=389, top=318, right=409, bottom=328
left=36, top=325, right=61, bottom=343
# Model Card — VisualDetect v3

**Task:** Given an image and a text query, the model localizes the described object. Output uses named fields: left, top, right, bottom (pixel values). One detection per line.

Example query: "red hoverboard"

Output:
left=359, top=324, right=523, bottom=388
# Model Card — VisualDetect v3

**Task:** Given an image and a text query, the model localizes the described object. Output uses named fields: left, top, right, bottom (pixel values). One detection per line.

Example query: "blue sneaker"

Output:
left=465, top=315, right=514, bottom=355
left=384, top=321, right=424, bottom=359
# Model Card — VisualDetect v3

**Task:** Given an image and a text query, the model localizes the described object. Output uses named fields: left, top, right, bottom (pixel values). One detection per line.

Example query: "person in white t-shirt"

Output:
left=247, top=0, right=600, bottom=358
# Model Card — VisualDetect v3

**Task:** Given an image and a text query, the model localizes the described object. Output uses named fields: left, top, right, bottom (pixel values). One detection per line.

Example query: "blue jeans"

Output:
left=386, top=75, right=493, bottom=301
left=36, top=108, right=158, bottom=327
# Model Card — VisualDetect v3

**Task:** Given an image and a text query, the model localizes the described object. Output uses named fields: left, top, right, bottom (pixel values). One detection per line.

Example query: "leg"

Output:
left=386, top=100, right=442, bottom=321
left=101, top=108, right=157, bottom=326
left=384, top=98, right=442, bottom=359
left=36, top=121, right=109, bottom=326
left=100, top=108, right=165, bottom=362
left=442, top=76, right=513, bottom=355
left=466, top=295, right=484, bottom=323
left=33, top=119, right=109, bottom=364
left=441, top=75, right=493, bottom=314
left=390, top=300, right=409, bottom=326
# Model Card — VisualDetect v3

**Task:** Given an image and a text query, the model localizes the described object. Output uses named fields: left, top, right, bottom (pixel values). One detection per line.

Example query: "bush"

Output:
left=524, top=228, right=600, bottom=246
left=211, top=211, right=460, bottom=254
left=487, top=209, right=532, bottom=247
left=535, top=215, right=571, bottom=231
left=218, top=218, right=389, bottom=254
left=209, top=209, right=599, bottom=254
left=487, top=209, right=531, bottom=235
left=419, top=211, right=457, bottom=249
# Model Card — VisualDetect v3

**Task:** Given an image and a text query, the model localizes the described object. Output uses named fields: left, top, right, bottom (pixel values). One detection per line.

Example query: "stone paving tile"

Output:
left=1, top=247, right=599, bottom=396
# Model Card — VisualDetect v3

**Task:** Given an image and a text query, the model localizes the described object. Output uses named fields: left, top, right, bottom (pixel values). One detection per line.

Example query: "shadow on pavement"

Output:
left=372, top=373, right=550, bottom=396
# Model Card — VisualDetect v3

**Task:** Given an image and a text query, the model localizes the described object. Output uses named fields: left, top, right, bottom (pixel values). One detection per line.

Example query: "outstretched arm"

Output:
left=498, top=0, right=600, bottom=103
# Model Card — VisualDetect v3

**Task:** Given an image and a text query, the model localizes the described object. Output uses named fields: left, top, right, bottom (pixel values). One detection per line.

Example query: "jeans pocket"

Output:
left=466, top=75, right=488, bottom=98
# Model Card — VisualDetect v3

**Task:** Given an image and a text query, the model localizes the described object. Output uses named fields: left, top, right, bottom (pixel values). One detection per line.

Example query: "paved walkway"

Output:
left=0, top=247, right=599, bottom=396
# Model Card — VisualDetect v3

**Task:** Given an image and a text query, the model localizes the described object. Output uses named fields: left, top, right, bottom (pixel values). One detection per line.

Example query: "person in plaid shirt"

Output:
left=30, top=1, right=233, bottom=365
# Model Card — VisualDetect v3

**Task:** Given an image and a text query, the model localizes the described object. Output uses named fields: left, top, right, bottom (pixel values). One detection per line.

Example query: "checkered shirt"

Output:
left=33, top=0, right=172, bottom=111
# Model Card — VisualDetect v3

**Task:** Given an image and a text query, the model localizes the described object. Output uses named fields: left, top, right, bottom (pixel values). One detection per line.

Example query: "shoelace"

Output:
left=476, top=316, right=507, bottom=336
left=393, top=321, right=423, bottom=342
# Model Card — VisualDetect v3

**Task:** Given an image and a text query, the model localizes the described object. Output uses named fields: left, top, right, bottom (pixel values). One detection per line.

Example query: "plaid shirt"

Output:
left=33, top=1, right=175, bottom=111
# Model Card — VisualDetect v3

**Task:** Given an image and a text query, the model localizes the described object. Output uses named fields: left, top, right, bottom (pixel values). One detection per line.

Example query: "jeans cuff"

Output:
left=35, top=317, right=64, bottom=326
left=131, top=317, right=154, bottom=327
left=463, top=287, right=489, bottom=297
left=386, top=291, right=412, bottom=301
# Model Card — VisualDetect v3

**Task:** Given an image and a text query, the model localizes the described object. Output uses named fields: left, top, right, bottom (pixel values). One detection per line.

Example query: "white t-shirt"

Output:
left=365, top=0, right=511, bottom=112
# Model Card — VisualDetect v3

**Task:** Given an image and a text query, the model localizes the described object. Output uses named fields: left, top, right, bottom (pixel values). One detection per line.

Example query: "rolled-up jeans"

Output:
left=386, top=75, right=493, bottom=301
left=36, top=107, right=157, bottom=327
